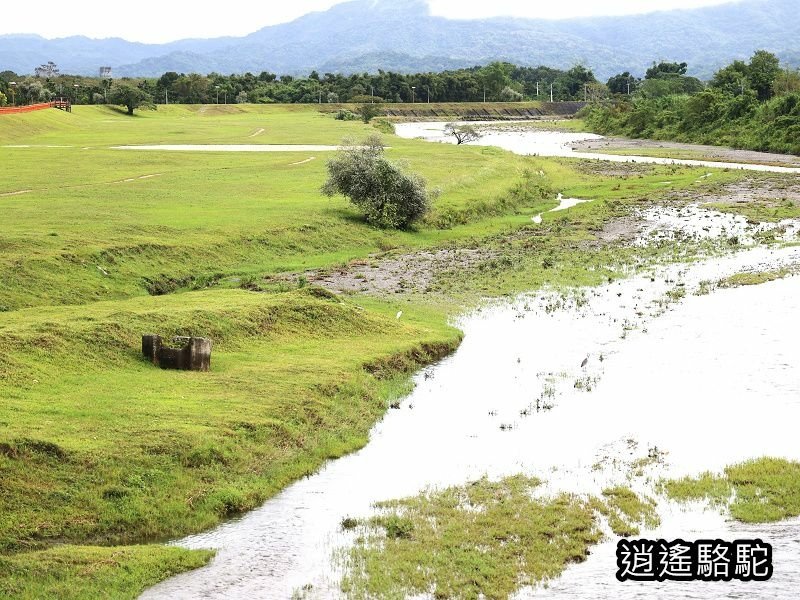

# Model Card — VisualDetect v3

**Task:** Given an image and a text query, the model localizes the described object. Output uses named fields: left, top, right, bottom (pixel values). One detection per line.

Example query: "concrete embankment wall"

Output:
left=321, top=101, right=588, bottom=121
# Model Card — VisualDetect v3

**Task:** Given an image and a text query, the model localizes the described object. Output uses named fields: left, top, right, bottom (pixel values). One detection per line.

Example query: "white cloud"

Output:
left=1, top=0, right=739, bottom=43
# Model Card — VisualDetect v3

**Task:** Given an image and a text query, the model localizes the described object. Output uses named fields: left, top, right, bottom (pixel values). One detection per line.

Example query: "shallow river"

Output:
left=143, top=127, right=800, bottom=599
left=394, top=122, right=800, bottom=174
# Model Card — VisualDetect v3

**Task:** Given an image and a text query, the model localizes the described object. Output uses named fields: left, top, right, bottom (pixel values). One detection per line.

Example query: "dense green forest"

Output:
left=582, top=51, right=800, bottom=155
left=0, top=62, right=600, bottom=106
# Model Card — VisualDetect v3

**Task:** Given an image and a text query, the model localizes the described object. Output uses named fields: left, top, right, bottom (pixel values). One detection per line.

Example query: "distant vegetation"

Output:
left=0, top=61, right=602, bottom=108
left=583, top=51, right=800, bottom=155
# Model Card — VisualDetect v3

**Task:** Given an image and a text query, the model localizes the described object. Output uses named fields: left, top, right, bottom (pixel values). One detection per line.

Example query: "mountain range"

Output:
left=1, top=0, right=798, bottom=79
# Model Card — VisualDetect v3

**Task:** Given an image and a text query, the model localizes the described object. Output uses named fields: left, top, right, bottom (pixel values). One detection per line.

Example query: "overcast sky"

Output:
left=4, top=0, right=739, bottom=44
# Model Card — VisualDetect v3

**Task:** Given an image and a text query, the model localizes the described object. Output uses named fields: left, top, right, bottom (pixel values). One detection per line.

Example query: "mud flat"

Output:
left=573, top=136, right=800, bottom=167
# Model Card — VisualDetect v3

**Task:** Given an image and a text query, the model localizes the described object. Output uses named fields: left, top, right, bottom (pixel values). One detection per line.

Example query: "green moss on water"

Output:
left=718, top=268, right=791, bottom=288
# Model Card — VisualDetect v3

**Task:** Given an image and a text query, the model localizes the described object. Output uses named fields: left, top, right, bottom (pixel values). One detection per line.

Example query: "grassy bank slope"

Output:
left=0, top=286, right=459, bottom=594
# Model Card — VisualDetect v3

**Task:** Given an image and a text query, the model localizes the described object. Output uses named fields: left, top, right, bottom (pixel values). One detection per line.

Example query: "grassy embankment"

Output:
left=0, top=104, right=756, bottom=596
left=581, top=91, right=800, bottom=156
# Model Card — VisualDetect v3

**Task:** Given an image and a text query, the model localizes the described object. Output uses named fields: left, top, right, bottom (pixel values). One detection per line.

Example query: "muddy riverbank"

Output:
left=573, top=136, right=800, bottom=167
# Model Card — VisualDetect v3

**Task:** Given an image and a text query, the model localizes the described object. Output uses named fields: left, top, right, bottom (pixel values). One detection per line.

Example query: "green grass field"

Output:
left=0, top=104, right=757, bottom=596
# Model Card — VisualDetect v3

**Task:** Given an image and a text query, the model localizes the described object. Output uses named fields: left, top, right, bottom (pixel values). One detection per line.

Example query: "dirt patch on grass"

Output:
left=309, top=218, right=642, bottom=297
left=193, top=105, right=246, bottom=116
left=665, top=174, right=800, bottom=210
left=572, top=159, right=657, bottom=178
left=309, top=247, right=498, bottom=296
left=594, top=216, right=642, bottom=245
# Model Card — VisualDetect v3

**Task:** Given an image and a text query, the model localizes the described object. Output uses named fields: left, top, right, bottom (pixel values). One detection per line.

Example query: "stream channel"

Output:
left=143, top=124, right=800, bottom=599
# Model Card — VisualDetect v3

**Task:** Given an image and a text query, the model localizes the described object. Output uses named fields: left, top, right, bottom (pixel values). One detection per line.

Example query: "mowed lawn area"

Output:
left=0, top=104, right=743, bottom=597
left=1, top=104, right=557, bottom=310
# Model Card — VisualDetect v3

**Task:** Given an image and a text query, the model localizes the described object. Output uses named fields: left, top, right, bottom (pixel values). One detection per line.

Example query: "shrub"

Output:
left=322, top=136, right=432, bottom=229
left=357, top=103, right=383, bottom=123
left=350, top=94, right=384, bottom=103
left=334, top=109, right=358, bottom=121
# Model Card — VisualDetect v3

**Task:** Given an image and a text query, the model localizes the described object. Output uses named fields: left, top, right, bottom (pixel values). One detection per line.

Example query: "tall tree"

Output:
left=607, top=72, right=640, bottom=95
left=747, top=50, right=781, bottom=101
left=108, top=83, right=154, bottom=115
left=645, top=62, right=688, bottom=79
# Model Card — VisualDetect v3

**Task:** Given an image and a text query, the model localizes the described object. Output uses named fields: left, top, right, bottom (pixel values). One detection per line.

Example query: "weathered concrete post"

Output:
left=142, top=334, right=162, bottom=366
left=189, top=337, right=212, bottom=372
left=141, top=334, right=212, bottom=371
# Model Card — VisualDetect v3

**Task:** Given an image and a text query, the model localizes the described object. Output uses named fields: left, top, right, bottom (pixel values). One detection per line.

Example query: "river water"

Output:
left=143, top=126, right=800, bottom=600
left=393, top=122, right=800, bottom=174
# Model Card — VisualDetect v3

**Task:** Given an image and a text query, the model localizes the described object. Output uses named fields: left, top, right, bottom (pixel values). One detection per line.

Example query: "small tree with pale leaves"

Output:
left=444, top=122, right=482, bottom=145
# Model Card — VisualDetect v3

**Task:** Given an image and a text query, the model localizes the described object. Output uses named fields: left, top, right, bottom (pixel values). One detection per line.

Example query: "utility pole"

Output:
left=215, top=85, right=220, bottom=104
left=584, top=84, right=587, bottom=102
left=627, top=77, right=631, bottom=95
left=483, top=85, right=486, bottom=103
left=550, top=82, right=554, bottom=103
left=536, top=81, right=539, bottom=97
left=411, top=86, right=416, bottom=103
left=426, top=86, right=430, bottom=103
left=165, top=89, right=168, bottom=105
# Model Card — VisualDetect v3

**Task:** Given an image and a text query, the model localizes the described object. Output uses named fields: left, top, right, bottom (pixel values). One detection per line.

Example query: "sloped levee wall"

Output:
left=382, top=101, right=587, bottom=120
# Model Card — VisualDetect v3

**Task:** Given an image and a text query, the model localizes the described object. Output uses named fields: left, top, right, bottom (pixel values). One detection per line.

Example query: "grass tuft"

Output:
left=663, top=457, right=800, bottom=523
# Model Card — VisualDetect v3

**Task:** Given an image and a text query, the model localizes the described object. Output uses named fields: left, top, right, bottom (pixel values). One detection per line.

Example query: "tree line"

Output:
left=582, top=51, right=800, bottom=155
left=0, top=62, right=604, bottom=108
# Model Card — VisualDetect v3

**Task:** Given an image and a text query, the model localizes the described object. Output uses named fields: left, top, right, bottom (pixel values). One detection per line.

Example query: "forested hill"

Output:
left=1, top=0, right=798, bottom=78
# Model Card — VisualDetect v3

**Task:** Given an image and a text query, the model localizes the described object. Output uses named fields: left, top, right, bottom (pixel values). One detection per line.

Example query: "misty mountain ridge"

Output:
left=1, top=0, right=797, bottom=80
